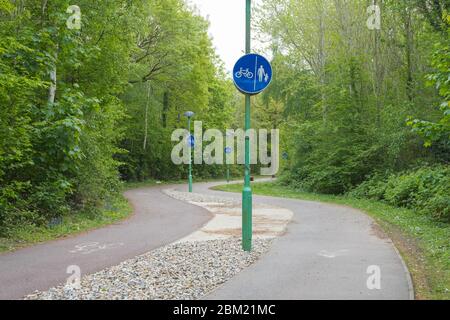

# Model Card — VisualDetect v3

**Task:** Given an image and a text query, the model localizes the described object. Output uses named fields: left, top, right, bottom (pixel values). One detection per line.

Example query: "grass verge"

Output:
left=213, top=182, right=449, bottom=300
left=0, top=194, right=132, bottom=254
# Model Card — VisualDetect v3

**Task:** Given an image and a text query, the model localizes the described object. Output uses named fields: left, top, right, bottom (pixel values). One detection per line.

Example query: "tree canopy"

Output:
left=1, top=0, right=449, bottom=233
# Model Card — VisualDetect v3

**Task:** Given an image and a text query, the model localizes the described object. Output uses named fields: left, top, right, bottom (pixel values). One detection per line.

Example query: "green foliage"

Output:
left=350, top=166, right=450, bottom=222
left=118, top=1, right=238, bottom=182
left=0, top=194, right=131, bottom=253
left=347, top=173, right=389, bottom=201
left=1, top=0, right=448, bottom=242
left=408, top=16, right=450, bottom=149
left=0, top=0, right=236, bottom=234
left=257, top=0, right=449, bottom=221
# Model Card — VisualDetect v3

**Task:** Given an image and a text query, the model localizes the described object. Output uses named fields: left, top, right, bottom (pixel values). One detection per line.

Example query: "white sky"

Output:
left=188, top=0, right=263, bottom=72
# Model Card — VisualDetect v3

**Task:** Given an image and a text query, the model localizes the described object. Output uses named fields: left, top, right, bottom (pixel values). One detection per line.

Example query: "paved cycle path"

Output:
left=0, top=180, right=413, bottom=300
left=189, top=182, right=413, bottom=300
left=0, top=185, right=211, bottom=300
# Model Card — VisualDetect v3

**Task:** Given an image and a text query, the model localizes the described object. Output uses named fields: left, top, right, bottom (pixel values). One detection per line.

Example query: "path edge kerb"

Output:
left=392, top=243, right=415, bottom=300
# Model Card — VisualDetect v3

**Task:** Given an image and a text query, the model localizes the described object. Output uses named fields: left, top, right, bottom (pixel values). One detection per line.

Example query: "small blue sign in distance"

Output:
left=224, top=147, right=232, bottom=154
left=187, top=135, right=195, bottom=148
left=233, top=53, right=272, bottom=95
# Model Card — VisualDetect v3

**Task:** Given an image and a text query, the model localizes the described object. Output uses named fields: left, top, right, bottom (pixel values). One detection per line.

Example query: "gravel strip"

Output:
left=163, top=189, right=239, bottom=205
left=25, top=238, right=272, bottom=300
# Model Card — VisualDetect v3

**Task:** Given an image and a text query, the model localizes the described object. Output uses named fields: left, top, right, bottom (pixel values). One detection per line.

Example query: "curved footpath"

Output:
left=0, top=180, right=413, bottom=300
left=192, top=182, right=414, bottom=300
left=0, top=186, right=211, bottom=300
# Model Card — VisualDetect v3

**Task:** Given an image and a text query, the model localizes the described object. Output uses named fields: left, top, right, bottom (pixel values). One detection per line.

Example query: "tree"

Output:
left=256, top=0, right=448, bottom=194
left=408, top=15, right=450, bottom=155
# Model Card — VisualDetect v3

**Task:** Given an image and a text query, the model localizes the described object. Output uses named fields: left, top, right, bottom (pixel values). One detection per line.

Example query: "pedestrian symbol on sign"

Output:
left=258, top=65, right=269, bottom=83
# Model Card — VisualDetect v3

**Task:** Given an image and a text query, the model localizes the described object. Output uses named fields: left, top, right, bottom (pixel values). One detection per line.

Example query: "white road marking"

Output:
left=318, top=249, right=349, bottom=258
left=69, top=242, right=124, bottom=255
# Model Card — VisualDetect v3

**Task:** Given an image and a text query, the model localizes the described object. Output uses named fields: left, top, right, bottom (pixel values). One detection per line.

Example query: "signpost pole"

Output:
left=188, top=117, right=193, bottom=193
left=233, top=2, right=271, bottom=252
left=242, top=0, right=253, bottom=252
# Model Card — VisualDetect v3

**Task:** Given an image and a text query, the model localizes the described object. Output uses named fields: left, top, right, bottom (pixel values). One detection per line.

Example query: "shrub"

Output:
left=349, top=166, right=450, bottom=222
left=384, top=174, right=421, bottom=208
left=349, top=173, right=390, bottom=200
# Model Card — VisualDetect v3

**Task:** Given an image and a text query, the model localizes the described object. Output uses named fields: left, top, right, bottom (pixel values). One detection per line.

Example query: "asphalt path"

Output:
left=0, top=180, right=413, bottom=300
left=190, top=182, right=413, bottom=300
left=0, top=185, right=211, bottom=300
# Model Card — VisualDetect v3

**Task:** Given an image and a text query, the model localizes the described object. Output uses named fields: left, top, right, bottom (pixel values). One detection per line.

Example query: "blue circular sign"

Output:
left=233, top=53, right=272, bottom=95
left=187, top=135, right=195, bottom=148
left=224, top=147, right=232, bottom=154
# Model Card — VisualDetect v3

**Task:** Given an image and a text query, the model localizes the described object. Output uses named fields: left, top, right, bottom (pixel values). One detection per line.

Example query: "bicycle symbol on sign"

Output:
left=235, top=68, right=254, bottom=79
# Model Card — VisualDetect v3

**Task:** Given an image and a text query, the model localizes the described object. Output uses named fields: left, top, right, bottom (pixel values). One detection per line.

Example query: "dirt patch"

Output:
left=204, top=229, right=241, bottom=236
left=204, top=203, right=239, bottom=209
left=370, top=222, right=389, bottom=240
left=253, top=228, right=282, bottom=236
left=166, top=189, right=293, bottom=244
left=254, top=216, right=288, bottom=225
left=204, top=228, right=283, bottom=237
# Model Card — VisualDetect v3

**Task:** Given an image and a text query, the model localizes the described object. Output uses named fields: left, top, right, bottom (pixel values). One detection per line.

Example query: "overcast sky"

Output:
left=188, top=0, right=262, bottom=72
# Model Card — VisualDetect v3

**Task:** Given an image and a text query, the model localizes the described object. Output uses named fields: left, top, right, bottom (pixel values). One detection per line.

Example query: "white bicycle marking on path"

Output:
left=69, top=242, right=125, bottom=255
left=318, top=249, right=350, bottom=259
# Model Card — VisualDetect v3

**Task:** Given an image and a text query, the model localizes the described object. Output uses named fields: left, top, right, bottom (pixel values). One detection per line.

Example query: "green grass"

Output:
left=0, top=194, right=132, bottom=254
left=213, top=182, right=450, bottom=300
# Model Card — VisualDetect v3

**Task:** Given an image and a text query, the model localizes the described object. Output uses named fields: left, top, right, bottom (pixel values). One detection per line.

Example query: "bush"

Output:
left=349, top=166, right=450, bottom=222
left=384, top=174, right=421, bottom=208
left=0, top=179, right=71, bottom=235
left=348, top=173, right=389, bottom=200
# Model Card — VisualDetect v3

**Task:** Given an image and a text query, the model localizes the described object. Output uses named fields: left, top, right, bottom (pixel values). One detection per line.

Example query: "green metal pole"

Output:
left=242, top=0, right=252, bottom=252
left=188, top=117, right=193, bottom=193
left=227, top=166, right=230, bottom=183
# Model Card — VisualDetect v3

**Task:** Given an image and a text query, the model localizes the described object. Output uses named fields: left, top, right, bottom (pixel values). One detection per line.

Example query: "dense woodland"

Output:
left=256, top=0, right=449, bottom=221
left=0, top=0, right=449, bottom=235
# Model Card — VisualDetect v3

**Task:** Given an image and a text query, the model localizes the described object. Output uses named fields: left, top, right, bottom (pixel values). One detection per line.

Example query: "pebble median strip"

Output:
left=25, top=190, right=280, bottom=300
left=25, top=238, right=272, bottom=300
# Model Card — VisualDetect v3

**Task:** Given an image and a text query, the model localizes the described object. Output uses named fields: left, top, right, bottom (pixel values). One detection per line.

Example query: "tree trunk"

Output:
left=143, top=83, right=151, bottom=150
left=48, top=49, right=57, bottom=104
left=318, top=1, right=327, bottom=122
left=405, top=7, right=414, bottom=102
left=162, top=91, right=169, bottom=128
left=372, top=0, right=384, bottom=127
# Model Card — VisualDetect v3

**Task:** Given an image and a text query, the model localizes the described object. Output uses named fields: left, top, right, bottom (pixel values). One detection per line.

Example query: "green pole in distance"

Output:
left=242, top=0, right=253, bottom=252
left=188, top=117, right=193, bottom=193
